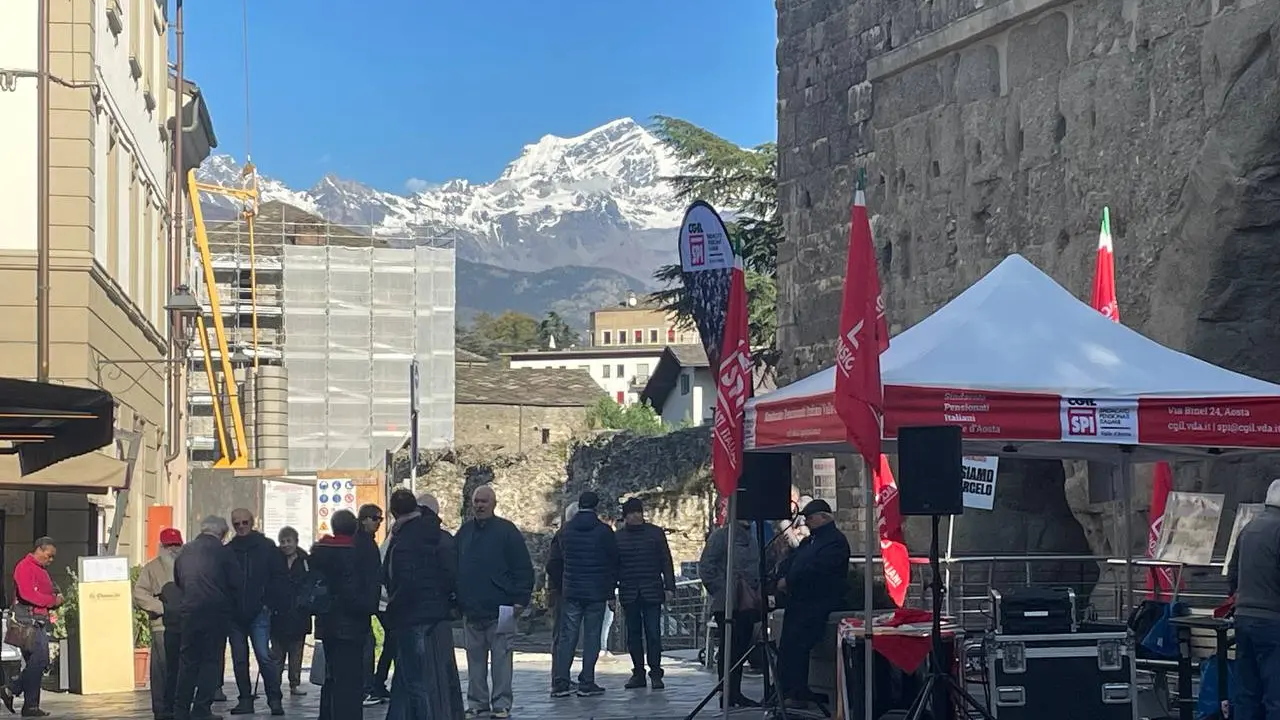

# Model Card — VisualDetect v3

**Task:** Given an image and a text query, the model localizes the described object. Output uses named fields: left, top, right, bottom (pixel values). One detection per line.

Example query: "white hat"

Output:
left=416, top=492, right=440, bottom=515
left=1265, top=479, right=1280, bottom=508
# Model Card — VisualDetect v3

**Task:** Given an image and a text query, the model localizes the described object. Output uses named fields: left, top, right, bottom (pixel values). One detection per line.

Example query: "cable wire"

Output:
left=241, top=0, right=253, bottom=163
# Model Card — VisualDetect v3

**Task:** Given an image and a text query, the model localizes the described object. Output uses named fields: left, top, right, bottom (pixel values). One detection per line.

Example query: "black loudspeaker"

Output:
left=737, top=452, right=794, bottom=521
left=897, top=425, right=964, bottom=516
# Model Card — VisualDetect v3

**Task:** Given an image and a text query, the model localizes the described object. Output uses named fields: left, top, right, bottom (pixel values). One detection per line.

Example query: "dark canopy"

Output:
left=0, top=378, right=115, bottom=475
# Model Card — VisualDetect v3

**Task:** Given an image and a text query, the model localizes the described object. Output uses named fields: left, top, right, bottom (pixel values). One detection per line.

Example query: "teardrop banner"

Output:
left=677, top=201, right=735, bottom=367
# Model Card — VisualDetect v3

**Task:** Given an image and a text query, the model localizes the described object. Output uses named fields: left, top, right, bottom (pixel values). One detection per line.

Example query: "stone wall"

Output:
left=455, top=402, right=591, bottom=454
left=776, top=0, right=1280, bottom=593
left=404, top=426, right=714, bottom=603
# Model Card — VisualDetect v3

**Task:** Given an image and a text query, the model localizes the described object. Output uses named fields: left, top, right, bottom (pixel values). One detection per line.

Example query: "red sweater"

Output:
left=13, top=554, right=57, bottom=615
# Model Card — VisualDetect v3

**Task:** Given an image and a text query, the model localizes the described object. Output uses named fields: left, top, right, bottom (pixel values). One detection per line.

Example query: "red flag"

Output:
left=834, top=185, right=889, bottom=471
left=712, top=257, right=752, bottom=497
left=1091, top=207, right=1120, bottom=322
left=1090, top=207, right=1177, bottom=597
left=875, top=454, right=911, bottom=607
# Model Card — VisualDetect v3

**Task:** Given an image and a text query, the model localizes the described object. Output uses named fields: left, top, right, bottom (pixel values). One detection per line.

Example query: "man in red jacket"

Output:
left=2, top=537, right=62, bottom=717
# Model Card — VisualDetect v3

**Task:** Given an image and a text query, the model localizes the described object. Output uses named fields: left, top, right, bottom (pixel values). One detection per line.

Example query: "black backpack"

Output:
left=296, top=560, right=332, bottom=614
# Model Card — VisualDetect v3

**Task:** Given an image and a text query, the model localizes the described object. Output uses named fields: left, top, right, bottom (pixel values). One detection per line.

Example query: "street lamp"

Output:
left=165, top=284, right=202, bottom=350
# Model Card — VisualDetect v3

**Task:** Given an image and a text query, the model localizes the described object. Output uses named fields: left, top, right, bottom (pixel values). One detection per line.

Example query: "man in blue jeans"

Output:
left=1229, top=479, right=1280, bottom=720
left=548, top=491, right=618, bottom=698
left=226, top=508, right=288, bottom=716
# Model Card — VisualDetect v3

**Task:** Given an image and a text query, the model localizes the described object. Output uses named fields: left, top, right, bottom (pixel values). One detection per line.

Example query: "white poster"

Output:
left=263, top=480, right=315, bottom=548
left=1060, top=397, right=1139, bottom=443
left=1155, top=491, right=1225, bottom=566
left=961, top=455, right=1000, bottom=510
left=314, top=478, right=357, bottom=540
left=678, top=202, right=734, bottom=272
left=812, top=458, right=837, bottom=511
left=1223, top=503, right=1265, bottom=576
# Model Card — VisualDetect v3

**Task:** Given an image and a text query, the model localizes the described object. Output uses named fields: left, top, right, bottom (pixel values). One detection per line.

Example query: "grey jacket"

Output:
left=1228, top=506, right=1280, bottom=621
left=699, top=524, right=761, bottom=614
left=134, top=548, right=179, bottom=631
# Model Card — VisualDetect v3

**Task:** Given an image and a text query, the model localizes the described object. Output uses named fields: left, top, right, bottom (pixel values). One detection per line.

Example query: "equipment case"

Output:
left=985, top=631, right=1137, bottom=720
left=990, top=587, right=1078, bottom=635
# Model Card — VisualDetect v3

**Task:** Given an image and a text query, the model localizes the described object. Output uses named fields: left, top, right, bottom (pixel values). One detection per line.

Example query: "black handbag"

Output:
left=4, top=605, right=40, bottom=654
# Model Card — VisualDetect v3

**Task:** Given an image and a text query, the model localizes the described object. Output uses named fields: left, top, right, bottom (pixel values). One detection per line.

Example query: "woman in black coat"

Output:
left=270, top=526, right=312, bottom=695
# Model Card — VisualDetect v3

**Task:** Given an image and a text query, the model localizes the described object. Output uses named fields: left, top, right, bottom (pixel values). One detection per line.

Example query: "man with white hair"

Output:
left=1228, top=478, right=1280, bottom=719
left=172, top=516, right=242, bottom=720
left=456, top=485, right=535, bottom=719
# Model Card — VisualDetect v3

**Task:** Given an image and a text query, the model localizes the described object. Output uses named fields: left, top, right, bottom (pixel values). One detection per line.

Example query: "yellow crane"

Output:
left=186, top=168, right=261, bottom=468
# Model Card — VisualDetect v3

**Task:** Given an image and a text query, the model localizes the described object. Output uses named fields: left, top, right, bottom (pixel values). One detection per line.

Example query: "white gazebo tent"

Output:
left=745, top=254, right=1280, bottom=717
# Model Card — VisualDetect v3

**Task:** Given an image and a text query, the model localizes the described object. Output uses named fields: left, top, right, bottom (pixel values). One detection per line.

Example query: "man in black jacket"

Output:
left=456, top=484, right=534, bottom=719
left=776, top=499, right=851, bottom=705
left=549, top=491, right=618, bottom=698
left=616, top=497, right=676, bottom=690
left=223, top=508, right=288, bottom=716
left=311, top=510, right=381, bottom=720
left=173, top=516, right=242, bottom=720
left=383, top=488, right=465, bottom=720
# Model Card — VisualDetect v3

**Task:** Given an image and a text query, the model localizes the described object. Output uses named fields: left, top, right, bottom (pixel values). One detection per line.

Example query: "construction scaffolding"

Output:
left=187, top=202, right=455, bottom=470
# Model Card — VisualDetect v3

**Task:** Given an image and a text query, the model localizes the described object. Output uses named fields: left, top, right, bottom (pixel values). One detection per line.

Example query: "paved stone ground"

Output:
left=32, top=651, right=772, bottom=720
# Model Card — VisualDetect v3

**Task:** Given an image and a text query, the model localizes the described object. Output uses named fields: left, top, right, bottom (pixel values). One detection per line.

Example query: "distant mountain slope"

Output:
left=457, top=260, right=651, bottom=328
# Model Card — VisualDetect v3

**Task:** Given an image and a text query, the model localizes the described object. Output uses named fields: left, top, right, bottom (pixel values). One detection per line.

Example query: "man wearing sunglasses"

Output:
left=224, top=508, right=288, bottom=716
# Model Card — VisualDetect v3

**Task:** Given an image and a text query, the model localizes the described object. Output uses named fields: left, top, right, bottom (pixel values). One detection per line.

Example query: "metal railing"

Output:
left=851, top=554, right=1234, bottom=631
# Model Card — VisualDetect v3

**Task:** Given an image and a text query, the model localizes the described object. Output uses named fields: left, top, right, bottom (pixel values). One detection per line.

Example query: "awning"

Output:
left=0, top=450, right=127, bottom=492
left=0, top=377, right=116, bottom=474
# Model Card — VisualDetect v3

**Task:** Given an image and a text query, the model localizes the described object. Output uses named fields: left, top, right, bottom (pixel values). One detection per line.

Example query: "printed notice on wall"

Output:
left=315, top=478, right=357, bottom=540
left=263, top=480, right=315, bottom=548
left=1223, top=503, right=1265, bottom=576
left=961, top=456, right=1000, bottom=511
left=1155, top=491, right=1225, bottom=566
left=812, top=458, right=837, bottom=511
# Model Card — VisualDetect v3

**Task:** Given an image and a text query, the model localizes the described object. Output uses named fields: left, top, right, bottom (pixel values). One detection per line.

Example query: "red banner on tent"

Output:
left=712, top=257, right=752, bottom=497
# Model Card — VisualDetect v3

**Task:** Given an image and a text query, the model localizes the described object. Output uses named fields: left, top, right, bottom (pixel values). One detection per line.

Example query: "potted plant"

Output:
left=130, top=565, right=152, bottom=689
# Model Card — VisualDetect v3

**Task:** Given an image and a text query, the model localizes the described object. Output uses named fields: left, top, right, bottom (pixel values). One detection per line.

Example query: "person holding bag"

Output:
left=1, top=537, right=63, bottom=717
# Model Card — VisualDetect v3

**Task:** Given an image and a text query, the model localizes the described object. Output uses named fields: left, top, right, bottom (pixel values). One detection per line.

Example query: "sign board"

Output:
left=314, top=478, right=357, bottom=539
left=1223, top=503, right=1266, bottom=576
left=1154, top=491, right=1225, bottom=566
left=961, top=456, right=1000, bottom=510
left=812, top=458, right=837, bottom=511
left=263, top=480, right=315, bottom=549
left=73, top=556, right=133, bottom=694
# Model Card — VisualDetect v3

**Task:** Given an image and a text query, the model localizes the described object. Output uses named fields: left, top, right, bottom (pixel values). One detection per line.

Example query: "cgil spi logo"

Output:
left=1064, top=398, right=1099, bottom=436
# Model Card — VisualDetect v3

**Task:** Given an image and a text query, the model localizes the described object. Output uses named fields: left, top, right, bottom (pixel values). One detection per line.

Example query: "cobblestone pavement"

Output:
left=33, top=651, right=772, bottom=720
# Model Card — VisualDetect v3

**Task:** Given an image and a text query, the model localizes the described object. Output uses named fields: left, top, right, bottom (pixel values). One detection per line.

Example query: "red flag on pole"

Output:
left=834, top=184, right=889, bottom=471
left=1090, top=207, right=1177, bottom=597
left=712, top=256, right=752, bottom=497
left=875, top=454, right=911, bottom=607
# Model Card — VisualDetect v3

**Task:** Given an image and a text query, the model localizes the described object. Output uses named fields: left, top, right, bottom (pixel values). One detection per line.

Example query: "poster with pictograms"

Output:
left=314, top=478, right=357, bottom=538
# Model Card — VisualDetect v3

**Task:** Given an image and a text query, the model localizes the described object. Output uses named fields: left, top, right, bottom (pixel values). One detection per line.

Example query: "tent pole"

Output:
left=1120, top=450, right=1135, bottom=615
left=863, top=458, right=875, bottom=720
left=721, top=492, right=737, bottom=720
left=944, top=514, right=956, bottom=617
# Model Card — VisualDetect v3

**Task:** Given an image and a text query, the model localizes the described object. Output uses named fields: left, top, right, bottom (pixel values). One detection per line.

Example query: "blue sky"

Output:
left=178, top=0, right=778, bottom=193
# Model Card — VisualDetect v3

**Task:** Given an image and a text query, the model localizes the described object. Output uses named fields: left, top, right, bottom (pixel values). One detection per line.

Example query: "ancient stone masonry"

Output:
left=777, top=0, right=1280, bottom=604
left=403, top=426, right=714, bottom=605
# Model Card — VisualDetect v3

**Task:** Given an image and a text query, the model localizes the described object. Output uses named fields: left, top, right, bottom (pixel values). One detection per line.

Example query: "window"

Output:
left=540, top=428, right=550, bottom=444
left=634, top=330, right=643, bottom=343
left=616, top=364, right=625, bottom=378
left=618, top=330, right=628, bottom=345
left=578, top=365, right=590, bottom=372
left=601, top=331, right=612, bottom=345
left=680, top=374, right=691, bottom=396
left=602, top=365, right=611, bottom=378
left=636, top=363, right=650, bottom=380
left=649, top=328, right=659, bottom=343
left=668, top=328, right=676, bottom=342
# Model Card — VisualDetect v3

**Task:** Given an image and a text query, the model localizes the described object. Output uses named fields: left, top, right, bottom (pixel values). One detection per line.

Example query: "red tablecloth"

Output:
left=844, top=609, right=954, bottom=674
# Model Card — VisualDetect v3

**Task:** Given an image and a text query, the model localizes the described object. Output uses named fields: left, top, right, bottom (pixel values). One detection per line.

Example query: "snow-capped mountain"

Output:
left=196, top=117, right=684, bottom=282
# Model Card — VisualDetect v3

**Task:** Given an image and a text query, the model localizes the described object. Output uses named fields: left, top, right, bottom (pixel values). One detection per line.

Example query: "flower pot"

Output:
left=134, top=647, right=150, bottom=689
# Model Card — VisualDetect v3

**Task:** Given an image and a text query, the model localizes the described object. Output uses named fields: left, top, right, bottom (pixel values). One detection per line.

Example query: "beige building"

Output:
left=455, top=366, right=604, bottom=452
left=0, top=0, right=181, bottom=576
left=588, top=294, right=699, bottom=348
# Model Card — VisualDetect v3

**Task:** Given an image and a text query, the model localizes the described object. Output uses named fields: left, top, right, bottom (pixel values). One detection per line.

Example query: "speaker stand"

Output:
left=903, top=515, right=993, bottom=720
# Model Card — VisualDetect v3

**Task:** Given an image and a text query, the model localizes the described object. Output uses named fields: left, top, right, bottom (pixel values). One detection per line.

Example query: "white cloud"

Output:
left=404, top=177, right=432, bottom=193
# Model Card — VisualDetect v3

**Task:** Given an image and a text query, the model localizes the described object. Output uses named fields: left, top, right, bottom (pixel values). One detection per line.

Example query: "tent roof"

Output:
left=748, top=255, right=1280, bottom=462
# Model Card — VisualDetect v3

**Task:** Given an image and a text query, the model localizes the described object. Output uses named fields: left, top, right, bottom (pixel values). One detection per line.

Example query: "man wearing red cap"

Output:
left=135, top=528, right=186, bottom=720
